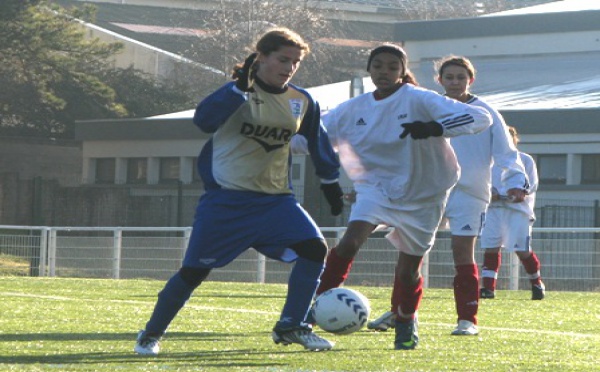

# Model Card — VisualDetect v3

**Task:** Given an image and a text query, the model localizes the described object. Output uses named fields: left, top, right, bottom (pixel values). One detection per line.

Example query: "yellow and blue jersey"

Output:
left=193, top=79, right=339, bottom=194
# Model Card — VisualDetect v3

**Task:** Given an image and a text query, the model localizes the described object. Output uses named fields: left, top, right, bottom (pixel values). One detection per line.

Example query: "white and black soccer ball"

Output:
left=311, top=287, right=371, bottom=335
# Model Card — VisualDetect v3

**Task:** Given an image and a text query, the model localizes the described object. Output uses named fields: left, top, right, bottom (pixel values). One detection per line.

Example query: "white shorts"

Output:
left=445, top=189, right=488, bottom=237
left=350, top=184, right=448, bottom=257
left=480, top=207, right=532, bottom=252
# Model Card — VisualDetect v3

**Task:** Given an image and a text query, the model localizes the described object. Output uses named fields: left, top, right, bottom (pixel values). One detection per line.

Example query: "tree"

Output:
left=170, top=0, right=361, bottom=89
left=0, top=0, right=195, bottom=138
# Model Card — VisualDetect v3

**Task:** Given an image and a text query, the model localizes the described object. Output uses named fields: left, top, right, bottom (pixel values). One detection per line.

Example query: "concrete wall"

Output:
left=0, top=137, right=82, bottom=186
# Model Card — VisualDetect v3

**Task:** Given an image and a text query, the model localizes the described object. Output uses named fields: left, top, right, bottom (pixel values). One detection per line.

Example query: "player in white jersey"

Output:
left=480, top=126, right=545, bottom=300
left=315, top=44, right=492, bottom=350
left=369, top=55, right=528, bottom=337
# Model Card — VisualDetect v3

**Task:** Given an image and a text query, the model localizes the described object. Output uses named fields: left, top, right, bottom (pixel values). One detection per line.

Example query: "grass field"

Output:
left=1, top=277, right=599, bottom=372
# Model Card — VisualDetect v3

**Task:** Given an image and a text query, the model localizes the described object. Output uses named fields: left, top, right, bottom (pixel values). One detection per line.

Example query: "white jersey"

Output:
left=490, top=151, right=538, bottom=219
left=322, top=84, right=491, bottom=202
left=449, top=96, right=528, bottom=203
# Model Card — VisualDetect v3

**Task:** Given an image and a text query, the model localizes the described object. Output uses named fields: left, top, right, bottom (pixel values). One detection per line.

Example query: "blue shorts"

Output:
left=183, top=189, right=324, bottom=268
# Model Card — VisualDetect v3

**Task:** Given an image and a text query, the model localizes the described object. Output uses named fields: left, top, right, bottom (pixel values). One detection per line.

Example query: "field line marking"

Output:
left=0, top=291, right=279, bottom=315
left=3, top=291, right=599, bottom=339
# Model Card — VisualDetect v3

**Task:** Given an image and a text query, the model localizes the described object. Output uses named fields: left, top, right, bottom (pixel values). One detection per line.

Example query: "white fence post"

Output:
left=48, top=228, right=57, bottom=277
left=422, top=252, right=430, bottom=289
left=39, top=227, right=48, bottom=277
left=182, top=227, right=192, bottom=260
left=256, top=254, right=266, bottom=283
left=509, top=252, right=520, bottom=290
left=113, top=229, right=122, bottom=279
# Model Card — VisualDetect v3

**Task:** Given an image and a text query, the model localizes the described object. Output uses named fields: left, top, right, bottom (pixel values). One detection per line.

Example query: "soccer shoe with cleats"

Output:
left=451, top=320, right=479, bottom=336
left=532, top=282, right=545, bottom=300
left=480, top=288, right=496, bottom=299
left=367, top=310, right=396, bottom=331
left=394, top=317, right=418, bottom=350
left=134, top=330, right=161, bottom=356
left=272, top=325, right=334, bottom=351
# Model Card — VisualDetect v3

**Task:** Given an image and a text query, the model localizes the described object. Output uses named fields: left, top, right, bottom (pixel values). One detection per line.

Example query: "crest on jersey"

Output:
left=289, top=99, right=304, bottom=118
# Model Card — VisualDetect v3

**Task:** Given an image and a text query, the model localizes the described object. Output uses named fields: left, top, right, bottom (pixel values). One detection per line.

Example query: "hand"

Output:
left=506, top=188, right=526, bottom=203
left=235, top=53, right=258, bottom=92
left=320, top=182, right=344, bottom=216
left=400, top=121, right=443, bottom=140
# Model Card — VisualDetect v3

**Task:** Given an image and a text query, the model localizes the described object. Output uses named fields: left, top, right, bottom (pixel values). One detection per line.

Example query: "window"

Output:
left=159, top=157, right=180, bottom=183
left=127, top=158, right=147, bottom=184
left=581, top=154, right=600, bottom=184
left=95, top=158, right=115, bottom=184
left=536, top=154, right=566, bottom=185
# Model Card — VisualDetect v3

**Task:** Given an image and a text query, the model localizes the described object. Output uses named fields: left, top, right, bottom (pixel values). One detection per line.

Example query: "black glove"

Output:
left=235, top=53, right=258, bottom=92
left=400, top=121, right=443, bottom=140
left=320, top=182, right=344, bottom=216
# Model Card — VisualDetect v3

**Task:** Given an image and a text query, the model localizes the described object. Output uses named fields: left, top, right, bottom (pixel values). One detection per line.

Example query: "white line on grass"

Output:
left=4, top=291, right=599, bottom=339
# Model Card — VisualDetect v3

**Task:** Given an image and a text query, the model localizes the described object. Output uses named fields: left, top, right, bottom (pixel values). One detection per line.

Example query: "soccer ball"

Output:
left=311, top=287, right=371, bottom=335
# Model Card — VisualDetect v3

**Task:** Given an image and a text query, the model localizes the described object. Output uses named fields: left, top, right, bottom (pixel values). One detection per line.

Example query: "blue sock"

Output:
left=277, top=257, right=324, bottom=329
left=144, top=272, right=195, bottom=335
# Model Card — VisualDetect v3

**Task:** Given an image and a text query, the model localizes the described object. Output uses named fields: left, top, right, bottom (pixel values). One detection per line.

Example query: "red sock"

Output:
left=520, top=252, right=542, bottom=285
left=482, top=251, right=501, bottom=291
left=316, top=248, right=354, bottom=295
left=454, top=264, right=479, bottom=324
left=391, top=275, right=423, bottom=323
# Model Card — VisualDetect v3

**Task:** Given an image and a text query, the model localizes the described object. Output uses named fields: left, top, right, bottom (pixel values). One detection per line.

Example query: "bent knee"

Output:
left=291, top=238, right=328, bottom=262
left=179, top=266, right=211, bottom=288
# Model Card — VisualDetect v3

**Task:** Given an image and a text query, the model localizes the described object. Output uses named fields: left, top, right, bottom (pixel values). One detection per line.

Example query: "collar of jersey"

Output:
left=255, top=77, right=288, bottom=94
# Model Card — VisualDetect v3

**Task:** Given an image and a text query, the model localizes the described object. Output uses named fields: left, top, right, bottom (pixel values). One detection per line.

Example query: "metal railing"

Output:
left=1, top=225, right=599, bottom=292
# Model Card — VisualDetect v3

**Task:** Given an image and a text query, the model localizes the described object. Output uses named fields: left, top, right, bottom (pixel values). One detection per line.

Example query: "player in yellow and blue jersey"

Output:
left=134, top=28, right=344, bottom=355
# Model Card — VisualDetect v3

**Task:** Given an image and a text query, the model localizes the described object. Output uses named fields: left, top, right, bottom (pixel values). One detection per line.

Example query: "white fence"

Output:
left=1, top=225, right=599, bottom=292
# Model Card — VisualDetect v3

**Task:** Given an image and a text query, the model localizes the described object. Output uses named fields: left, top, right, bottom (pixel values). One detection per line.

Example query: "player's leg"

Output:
left=134, top=266, right=211, bottom=355
left=135, top=190, right=254, bottom=355
left=511, top=218, right=544, bottom=300
left=481, top=248, right=501, bottom=298
left=392, top=251, right=423, bottom=350
left=451, top=235, right=480, bottom=335
left=271, top=237, right=334, bottom=351
left=372, top=194, right=444, bottom=349
left=517, top=250, right=544, bottom=299
left=446, top=191, right=486, bottom=336
left=317, top=220, right=375, bottom=294
left=480, top=208, right=505, bottom=299
left=257, top=196, right=334, bottom=350
left=278, top=238, right=327, bottom=328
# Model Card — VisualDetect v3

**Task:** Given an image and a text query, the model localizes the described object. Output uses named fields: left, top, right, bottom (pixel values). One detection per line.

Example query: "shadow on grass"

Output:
left=0, top=331, right=339, bottom=368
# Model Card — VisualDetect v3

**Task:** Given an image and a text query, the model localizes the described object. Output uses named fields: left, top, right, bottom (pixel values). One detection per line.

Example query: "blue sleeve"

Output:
left=296, top=93, right=340, bottom=181
left=193, top=82, right=246, bottom=133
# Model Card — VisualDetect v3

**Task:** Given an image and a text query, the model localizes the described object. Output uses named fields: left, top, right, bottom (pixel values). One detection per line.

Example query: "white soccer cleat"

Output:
left=367, top=311, right=396, bottom=331
left=272, top=326, right=334, bottom=351
left=451, top=320, right=479, bottom=336
left=134, top=330, right=161, bottom=356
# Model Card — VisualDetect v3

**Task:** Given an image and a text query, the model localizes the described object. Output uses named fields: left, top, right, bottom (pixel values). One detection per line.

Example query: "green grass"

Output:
left=1, top=277, right=598, bottom=372
left=0, top=254, right=30, bottom=276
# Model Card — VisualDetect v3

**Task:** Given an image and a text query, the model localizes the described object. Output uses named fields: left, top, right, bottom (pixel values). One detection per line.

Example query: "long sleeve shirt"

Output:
left=193, top=80, right=340, bottom=194
left=322, top=84, right=492, bottom=202
left=450, top=96, right=529, bottom=203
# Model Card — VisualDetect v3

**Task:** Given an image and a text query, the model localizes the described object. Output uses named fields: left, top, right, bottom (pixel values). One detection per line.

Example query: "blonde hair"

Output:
left=232, top=27, right=310, bottom=79
left=434, top=55, right=477, bottom=79
left=508, top=126, right=520, bottom=146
